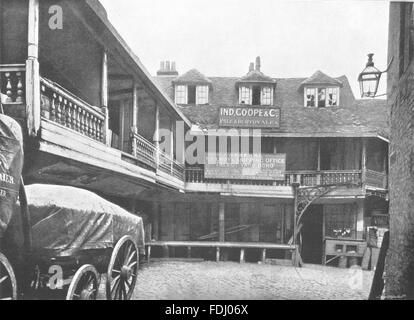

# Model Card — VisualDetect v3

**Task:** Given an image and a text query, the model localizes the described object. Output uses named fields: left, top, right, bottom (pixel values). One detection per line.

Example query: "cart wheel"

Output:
left=0, top=252, right=17, bottom=300
left=66, top=264, right=99, bottom=300
left=106, top=235, right=138, bottom=300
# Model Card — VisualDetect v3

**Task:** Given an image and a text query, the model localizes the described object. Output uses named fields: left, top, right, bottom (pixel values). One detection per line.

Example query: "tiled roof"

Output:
left=173, top=69, right=212, bottom=84
left=153, top=74, right=389, bottom=139
left=238, top=69, right=275, bottom=83
left=300, top=70, right=343, bottom=88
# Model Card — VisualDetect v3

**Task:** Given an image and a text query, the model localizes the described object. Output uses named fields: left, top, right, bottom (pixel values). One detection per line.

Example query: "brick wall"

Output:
left=385, top=2, right=414, bottom=299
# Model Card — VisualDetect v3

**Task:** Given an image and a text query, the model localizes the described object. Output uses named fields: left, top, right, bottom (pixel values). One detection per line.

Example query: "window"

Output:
left=175, top=85, right=187, bottom=104
left=252, top=86, right=261, bottom=105
left=305, top=88, right=316, bottom=107
left=304, top=87, right=339, bottom=107
left=261, top=86, right=273, bottom=105
left=239, top=86, right=251, bottom=104
left=188, top=85, right=196, bottom=104
left=327, top=87, right=338, bottom=106
left=318, top=88, right=326, bottom=107
left=324, top=204, right=357, bottom=239
left=196, top=85, right=209, bottom=105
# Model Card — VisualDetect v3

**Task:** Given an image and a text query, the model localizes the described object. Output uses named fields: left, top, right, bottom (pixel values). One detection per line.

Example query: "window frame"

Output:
left=175, top=85, right=188, bottom=104
left=261, top=86, right=274, bottom=105
left=196, top=85, right=209, bottom=105
left=239, top=86, right=252, bottom=105
left=304, top=86, right=340, bottom=107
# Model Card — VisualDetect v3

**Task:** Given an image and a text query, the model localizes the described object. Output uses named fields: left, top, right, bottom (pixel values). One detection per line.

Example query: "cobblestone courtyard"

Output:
left=128, top=260, right=374, bottom=300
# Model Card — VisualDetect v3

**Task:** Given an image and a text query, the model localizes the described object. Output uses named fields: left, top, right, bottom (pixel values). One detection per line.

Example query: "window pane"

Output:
left=327, top=87, right=338, bottom=106
left=196, top=85, right=209, bottom=105
left=239, top=86, right=251, bottom=104
left=318, top=88, right=326, bottom=107
left=261, top=87, right=273, bottom=105
left=175, top=85, right=187, bottom=104
left=305, top=88, right=316, bottom=107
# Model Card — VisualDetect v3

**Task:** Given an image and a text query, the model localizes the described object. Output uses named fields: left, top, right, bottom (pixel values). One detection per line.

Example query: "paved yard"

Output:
left=128, top=260, right=374, bottom=300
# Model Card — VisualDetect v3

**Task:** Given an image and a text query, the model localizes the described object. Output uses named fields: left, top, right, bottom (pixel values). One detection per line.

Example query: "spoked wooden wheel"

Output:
left=106, top=236, right=139, bottom=300
left=66, top=264, right=99, bottom=300
left=0, top=252, right=17, bottom=300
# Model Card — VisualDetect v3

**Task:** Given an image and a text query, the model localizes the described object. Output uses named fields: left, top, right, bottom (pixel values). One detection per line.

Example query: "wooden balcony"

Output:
left=185, top=167, right=386, bottom=198
left=185, top=167, right=363, bottom=187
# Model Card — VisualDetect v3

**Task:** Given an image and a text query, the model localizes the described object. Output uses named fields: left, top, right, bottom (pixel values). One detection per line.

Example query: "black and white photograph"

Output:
left=0, top=0, right=412, bottom=305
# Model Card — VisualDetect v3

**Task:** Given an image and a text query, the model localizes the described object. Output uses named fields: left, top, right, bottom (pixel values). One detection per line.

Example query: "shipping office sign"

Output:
left=204, top=153, right=286, bottom=180
left=219, top=106, right=281, bottom=128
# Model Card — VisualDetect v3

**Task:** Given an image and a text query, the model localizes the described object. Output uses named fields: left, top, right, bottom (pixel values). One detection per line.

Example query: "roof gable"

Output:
left=173, top=69, right=212, bottom=84
left=300, top=70, right=343, bottom=88
left=237, top=70, right=275, bottom=84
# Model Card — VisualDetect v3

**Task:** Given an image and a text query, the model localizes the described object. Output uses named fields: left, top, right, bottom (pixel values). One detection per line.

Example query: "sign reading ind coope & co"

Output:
left=219, top=106, right=281, bottom=128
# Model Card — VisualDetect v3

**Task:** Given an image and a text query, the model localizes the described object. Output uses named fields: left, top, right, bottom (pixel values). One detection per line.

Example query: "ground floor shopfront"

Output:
left=137, top=194, right=388, bottom=267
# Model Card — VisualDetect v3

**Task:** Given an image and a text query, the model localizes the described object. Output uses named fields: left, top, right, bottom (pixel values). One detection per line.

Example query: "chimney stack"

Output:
left=249, top=62, right=254, bottom=72
left=156, top=60, right=179, bottom=76
left=255, top=56, right=261, bottom=72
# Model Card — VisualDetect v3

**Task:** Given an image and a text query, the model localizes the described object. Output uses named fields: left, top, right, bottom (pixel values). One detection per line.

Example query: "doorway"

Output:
left=301, top=205, right=324, bottom=264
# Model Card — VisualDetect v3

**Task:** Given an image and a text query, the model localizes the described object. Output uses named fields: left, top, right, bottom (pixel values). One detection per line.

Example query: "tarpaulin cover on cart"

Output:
left=0, top=114, right=23, bottom=238
left=8, top=184, right=145, bottom=257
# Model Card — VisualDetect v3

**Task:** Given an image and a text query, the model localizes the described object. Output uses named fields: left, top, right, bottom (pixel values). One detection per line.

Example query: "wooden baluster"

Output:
left=5, top=72, right=13, bottom=102
left=74, top=105, right=80, bottom=132
left=16, top=72, right=24, bottom=103
left=56, top=95, right=63, bottom=124
left=67, top=102, right=73, bottom=129
left=92, top=116, right=97, bottom=140
left=63, top=99, right=68, bottom=127
left=50, top=93, right=57, bottom=122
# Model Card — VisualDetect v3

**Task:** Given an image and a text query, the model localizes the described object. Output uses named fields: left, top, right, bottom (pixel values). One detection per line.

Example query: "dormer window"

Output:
left=174, top=84, right=209, bottom=105
left=304, top=87, right=339, bottom=107
left=239, top=86, right=251, bottom=104
left=238, top=85, right=274, bottom=105
left=175, top=85, right=187, bottom=104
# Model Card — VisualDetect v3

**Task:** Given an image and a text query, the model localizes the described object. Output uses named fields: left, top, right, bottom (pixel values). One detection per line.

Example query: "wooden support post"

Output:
left=147, top=245, right=151, bottom=264
left=26, top=0, right=40, bottom=137
left=152, top=203, right=159, bottom=241
left=362, top=138, right=367, bottom=187
left=219, top=202, right=225, bottom=242
left=216, top=247, right=220, bottom=262
left=131, top=82, right=139, bottom=155
left=240, top=248, right=245, bottom=263
left=154, top=103, right=160, bottom=166
left=101, top=51, right=109, bottom=146
left=187, top=247, right=192, bottom=259
left=261, top=249, right=266, bottom=263
left=317, top=138, right=322, bottom=184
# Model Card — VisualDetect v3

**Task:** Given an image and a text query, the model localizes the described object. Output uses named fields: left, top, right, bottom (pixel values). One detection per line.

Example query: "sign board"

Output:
left=204, top=153, right=286, bottom=180
left=219, top=106, right=281, bottom=128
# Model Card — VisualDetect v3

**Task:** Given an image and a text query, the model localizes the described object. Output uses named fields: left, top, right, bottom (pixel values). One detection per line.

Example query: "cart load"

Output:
left=4, top=184, right=144, bottom=300
left=0, top=114, right=23, bottom=239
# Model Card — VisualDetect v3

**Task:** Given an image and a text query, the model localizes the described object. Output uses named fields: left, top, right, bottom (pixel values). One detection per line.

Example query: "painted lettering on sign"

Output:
left=205, top=153, right=286, bottom=180
left=219, top=106, right=281, bottom=128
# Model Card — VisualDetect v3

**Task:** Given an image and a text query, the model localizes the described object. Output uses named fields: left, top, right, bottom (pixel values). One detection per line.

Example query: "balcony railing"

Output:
left=185, top=167, right=364, bottom=187
left=40, top=77, right=105, bottom=142
left=365, top=169, right=388, bottom=189
left=0, top=64, right=25, bottom=104
left=131, top=132, right=185, bottom=180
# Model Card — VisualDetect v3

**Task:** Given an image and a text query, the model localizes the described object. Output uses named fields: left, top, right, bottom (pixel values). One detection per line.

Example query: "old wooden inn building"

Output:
left=1, top=0, right=389, bottom=267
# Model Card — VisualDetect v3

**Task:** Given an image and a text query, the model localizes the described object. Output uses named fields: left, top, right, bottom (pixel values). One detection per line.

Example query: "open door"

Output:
left=301, top=205, right=324, bottom=264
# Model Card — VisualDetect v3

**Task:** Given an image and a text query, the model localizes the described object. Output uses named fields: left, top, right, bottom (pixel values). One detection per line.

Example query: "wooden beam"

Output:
left=219, top=202, right=225, bottom=242
left=362, top=138, right=367, bottom=187
left=26, top=0, right=40, bottom=137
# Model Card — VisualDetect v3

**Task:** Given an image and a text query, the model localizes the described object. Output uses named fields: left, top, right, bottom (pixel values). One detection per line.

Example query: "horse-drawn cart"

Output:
left=0, top=114, right=145, bottom=300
